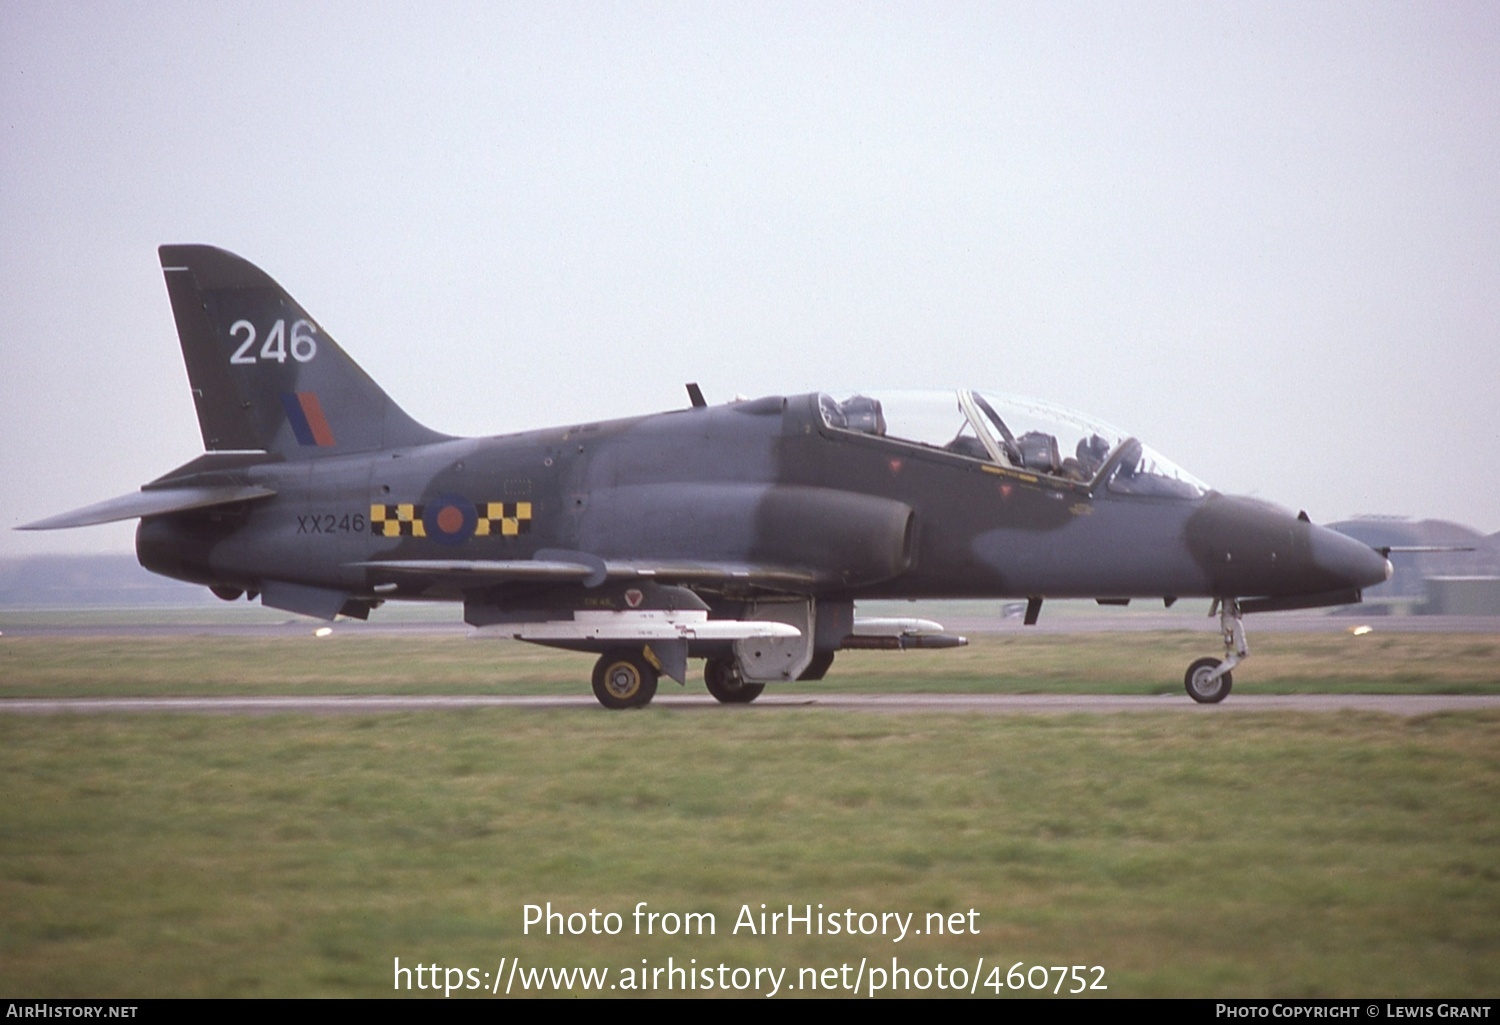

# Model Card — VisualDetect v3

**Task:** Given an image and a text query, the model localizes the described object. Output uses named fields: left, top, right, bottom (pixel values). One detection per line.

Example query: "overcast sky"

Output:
left=3, top=1, right=1497, bottom=557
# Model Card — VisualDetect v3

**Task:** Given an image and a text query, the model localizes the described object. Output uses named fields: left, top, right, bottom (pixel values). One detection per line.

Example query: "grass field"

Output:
left=3, top=630, right=1499, bottom=698
left=2, top=632, right=1498, bottom=997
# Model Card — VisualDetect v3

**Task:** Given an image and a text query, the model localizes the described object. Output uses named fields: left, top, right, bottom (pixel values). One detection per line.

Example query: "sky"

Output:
left=3, top=1, right=1497, bottom=557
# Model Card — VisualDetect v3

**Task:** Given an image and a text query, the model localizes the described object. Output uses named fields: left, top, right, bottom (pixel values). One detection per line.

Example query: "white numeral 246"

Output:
left=229, top=319, right=318, bottom=364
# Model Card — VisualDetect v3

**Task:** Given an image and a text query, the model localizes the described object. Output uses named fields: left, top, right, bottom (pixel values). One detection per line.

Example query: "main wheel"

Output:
left=1184, top=656, right=1232, bottom=704
left=797, top=651, right=836, bottom=681
left=592, top=651, right=659, bottom=709
left=704, top=658, right=765, bottom=704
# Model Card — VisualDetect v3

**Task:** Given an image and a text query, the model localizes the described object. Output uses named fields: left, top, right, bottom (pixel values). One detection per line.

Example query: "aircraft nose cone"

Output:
left=1185, top=494, right=1392, bottom=598
left=1310, top=526, right=1393, bottom=590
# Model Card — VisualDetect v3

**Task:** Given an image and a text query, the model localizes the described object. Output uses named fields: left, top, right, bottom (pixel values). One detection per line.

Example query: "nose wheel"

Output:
left=1185, top=657, right=1232, bottom=703
left=1185, top=599, right=1246, bottom=704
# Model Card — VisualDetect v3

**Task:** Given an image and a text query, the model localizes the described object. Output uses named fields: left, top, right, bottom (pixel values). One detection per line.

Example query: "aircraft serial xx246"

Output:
left=23, top=245, right=1394, bottom=708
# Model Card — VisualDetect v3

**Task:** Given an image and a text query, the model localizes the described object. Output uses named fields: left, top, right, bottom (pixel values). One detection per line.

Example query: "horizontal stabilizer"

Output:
left=17, top=484, right=276, bottom=531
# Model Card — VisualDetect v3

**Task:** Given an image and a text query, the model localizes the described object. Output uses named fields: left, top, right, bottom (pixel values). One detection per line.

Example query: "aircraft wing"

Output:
left=351, top=559, right=600, bottom=582
left=351, top=555, right=821, bottom=591
left=17, top=485, right=277, bottom=530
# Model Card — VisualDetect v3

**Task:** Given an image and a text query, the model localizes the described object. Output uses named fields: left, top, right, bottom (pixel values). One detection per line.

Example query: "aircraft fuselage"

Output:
left=24, top=244, right=1391, bottom=707
left=136, top=391, right=1387, bottom=611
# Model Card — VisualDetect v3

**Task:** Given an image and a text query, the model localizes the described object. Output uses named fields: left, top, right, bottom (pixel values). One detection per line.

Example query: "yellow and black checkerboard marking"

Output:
left=370, top=503, right=426, bottom=538
left=370, top=501, right=532, bottom=538
left=476, top=501, right=532, bottom=537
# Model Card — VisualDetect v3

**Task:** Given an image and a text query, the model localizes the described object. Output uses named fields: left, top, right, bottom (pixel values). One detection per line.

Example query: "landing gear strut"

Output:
left=704, top=657, right=765, bottom=704
left=592, top=650, right=659, bottom=709
left=1185, top=598, right=1247, bottom=704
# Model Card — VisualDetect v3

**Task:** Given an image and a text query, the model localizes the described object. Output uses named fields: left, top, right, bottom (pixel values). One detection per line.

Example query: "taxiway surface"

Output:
left=3, top=694, right=1496, bottom=716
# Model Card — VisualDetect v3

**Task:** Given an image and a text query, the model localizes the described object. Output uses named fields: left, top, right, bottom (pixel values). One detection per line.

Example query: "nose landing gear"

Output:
left=1185, top=598, right=1247, bottom=704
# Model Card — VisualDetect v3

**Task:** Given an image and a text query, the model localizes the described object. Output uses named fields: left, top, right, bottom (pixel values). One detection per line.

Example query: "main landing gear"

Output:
left=1185, top=598, right=1247, bottom=704
left=590, top=652, right=769, bottom=708
left=591, top=650, right=659, bottom=709
left=703, top=657, right=766, bottom=704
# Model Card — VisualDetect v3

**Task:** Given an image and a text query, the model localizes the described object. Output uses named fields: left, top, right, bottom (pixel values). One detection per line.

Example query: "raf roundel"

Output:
left=422, top=495, right=477, bottom=546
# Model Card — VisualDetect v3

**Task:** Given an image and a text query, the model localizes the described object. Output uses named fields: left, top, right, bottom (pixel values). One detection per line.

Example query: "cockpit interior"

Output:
left=818, top=390, right=1208, bottom=499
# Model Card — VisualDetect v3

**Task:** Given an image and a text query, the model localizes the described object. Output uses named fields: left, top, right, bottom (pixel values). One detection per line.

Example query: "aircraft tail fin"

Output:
left=158, top=244, right=449, bottom=458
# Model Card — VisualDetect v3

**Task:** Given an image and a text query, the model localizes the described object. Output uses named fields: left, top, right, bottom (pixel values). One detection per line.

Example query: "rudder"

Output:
left=159, top=244, right=448, bottom=457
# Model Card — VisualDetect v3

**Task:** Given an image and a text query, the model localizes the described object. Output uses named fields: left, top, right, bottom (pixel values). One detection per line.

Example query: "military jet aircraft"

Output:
left=22, top=245, right=1392, bottom=708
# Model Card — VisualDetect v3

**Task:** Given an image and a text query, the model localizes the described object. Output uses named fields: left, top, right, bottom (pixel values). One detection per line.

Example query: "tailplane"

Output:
left=159, top=244, right=448, bottom=458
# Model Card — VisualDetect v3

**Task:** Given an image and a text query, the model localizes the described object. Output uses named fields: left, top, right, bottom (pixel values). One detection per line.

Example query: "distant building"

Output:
left=1330, top=517, right=1500, bottom=614
left=1424, top=577, right=1500, bottom=616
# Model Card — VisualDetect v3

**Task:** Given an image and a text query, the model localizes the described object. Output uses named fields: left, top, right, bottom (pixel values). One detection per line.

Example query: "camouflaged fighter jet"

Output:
left=22, top=245, right=1393, bottom=708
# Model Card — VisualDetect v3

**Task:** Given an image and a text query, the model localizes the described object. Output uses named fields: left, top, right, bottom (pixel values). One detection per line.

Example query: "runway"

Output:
left=3, top=694, right=1496, bottom=716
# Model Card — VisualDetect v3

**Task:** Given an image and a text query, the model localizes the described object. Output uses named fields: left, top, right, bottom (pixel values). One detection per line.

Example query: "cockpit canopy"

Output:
left=817, top=390, right=1209, bottom=499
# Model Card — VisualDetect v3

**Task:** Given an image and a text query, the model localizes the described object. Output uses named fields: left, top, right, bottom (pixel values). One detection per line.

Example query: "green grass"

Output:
left=2, top=631, right=1497, bottom=698
left=2, top=631, right=1498, bottom=997
left=2, top=709, right=1498, bottom=997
